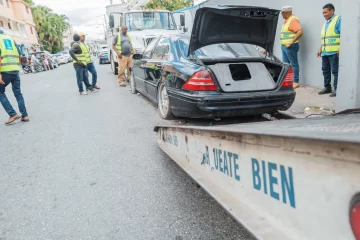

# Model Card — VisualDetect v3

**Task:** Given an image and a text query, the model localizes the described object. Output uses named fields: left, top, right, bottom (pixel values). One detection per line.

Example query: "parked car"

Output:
left=98, top=50, right=110, bottom=64
left=130, top=6, right=296, bottom=119
left=54, top=54, right=67, bottom=65
left=58, top=51, right=72, bottom=63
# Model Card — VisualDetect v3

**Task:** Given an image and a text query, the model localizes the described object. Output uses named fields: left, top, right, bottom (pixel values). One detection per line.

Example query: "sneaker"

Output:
left=80, top=91, right=88, bottom=95
left=119, top=83, right=126, bottom=87
left=90, top=88, right=98, bottom=93
left=330, top=91, right=337, bottom=97
left=318, top=88, right=332, bottom=95
left=93, top=85, right=100, bottom=90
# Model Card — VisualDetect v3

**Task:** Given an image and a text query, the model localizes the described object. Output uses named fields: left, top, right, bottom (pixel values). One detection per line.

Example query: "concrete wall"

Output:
left=186, top=0, right=343, bottom=89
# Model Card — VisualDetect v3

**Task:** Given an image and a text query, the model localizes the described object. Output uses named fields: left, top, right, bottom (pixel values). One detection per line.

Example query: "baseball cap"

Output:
left=78, top=32, right=86, bottom=36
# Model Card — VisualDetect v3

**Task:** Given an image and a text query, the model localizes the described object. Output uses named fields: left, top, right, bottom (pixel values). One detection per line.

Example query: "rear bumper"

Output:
left=168, top=89, right=296, bottom=119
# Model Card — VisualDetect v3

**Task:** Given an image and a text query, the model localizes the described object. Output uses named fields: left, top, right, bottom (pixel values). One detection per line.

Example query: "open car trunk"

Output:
left=205, top=60, right=284, bottom=92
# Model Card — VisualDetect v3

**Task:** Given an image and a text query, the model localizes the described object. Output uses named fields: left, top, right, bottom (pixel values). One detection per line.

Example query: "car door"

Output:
left=133, top=38, right=159, bottom=95
left=144, top=37, right=170, bottom=103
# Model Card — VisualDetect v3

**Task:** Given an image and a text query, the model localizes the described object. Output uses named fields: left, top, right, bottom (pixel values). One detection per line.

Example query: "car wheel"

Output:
left=111, top=54, right=118, bottom=75
left=158, top=83, right=175, bottom=120
left=130, top=71, right=138, bottom=94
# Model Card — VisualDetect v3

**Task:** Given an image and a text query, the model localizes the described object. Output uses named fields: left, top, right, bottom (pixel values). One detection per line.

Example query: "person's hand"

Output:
left=285, top=43, right=292, bottom=48
left=337, top=49, right=340, bottom=56
left=117, top=53, right=122, bottom=59
left=317, top=51, right=322, bottom=58
left=0, top=75, right=4, bottom=85
left=77, top=60, right=82, bottom=65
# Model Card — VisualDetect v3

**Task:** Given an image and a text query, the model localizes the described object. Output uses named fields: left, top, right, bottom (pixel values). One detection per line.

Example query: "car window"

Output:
left=151, top=37, right=170, bottom=60
left=142, top=37, right=159, bottom=59
left=177, top=39, right=262, bottom=59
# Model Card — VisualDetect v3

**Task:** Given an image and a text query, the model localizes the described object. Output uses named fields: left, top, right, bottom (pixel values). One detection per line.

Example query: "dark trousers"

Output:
left=281, top=43, right=300, bottom=83
left=322, top=54, right=339, bottom=90
left=0, top=72, right=28, bottom=117
left=74, top=65, right=92, bottom=92
left=85, top=62, right=97, bottom=86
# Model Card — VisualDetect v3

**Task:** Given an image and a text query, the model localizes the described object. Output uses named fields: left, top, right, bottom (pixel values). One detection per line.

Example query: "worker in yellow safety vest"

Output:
left=280, top=6, right=303, bottom=89
left=317, top=3, right=341, bottom=97
left=69, top=34, right=97, bottom=95
left=112, top=25, right=134, bottom=87
left=0, top=30, right=29, bottom=125
left=79, top=32, right=100, bottom=90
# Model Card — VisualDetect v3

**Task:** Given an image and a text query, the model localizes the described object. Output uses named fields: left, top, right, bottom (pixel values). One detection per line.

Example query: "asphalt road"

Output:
left=0, top=60, right=255, bottom=240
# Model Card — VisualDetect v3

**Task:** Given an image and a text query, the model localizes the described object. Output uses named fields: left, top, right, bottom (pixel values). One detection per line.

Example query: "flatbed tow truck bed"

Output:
left=154, top=114, right=360, bottom=240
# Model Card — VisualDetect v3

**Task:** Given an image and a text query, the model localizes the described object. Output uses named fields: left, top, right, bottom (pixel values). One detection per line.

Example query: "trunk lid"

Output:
left=188, top=6, right=280, bottom=56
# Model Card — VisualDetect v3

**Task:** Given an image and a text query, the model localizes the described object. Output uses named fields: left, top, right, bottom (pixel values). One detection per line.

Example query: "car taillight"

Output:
left=182, top=70, right=217, bottom=91
left=351, top=197, right=360, bottom=240
left=281, top=67, right=294, bottom=88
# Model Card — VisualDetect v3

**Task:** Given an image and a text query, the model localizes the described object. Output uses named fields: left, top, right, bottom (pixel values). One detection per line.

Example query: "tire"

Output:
left=130, top=71, right=138, bottom=94
left=157, top=83, right=175, bottom=120
left=111, top=54, right=118, bottom=75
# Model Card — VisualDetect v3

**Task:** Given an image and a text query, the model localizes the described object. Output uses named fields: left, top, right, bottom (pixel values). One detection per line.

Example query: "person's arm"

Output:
left=69, top=43, right=82, bottom=64
left=286, top=19, right=303, bottom=47
left=336, top=16, right=341, bottom=56
left=0, top=49, right=4, bottom=84
left=112, top=34, right=121, bottom=57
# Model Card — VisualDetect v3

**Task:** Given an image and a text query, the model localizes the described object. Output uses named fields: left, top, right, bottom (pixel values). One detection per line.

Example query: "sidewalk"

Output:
left=281, top=85, right=336, bottom=118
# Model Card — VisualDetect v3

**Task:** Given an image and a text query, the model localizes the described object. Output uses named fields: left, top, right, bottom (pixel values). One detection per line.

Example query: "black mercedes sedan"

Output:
left=130, top=6, right=296, bottom=119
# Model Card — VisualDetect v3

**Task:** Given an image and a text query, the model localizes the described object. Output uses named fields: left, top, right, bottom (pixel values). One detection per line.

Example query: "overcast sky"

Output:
left=33, top=0, right=117, bottom=39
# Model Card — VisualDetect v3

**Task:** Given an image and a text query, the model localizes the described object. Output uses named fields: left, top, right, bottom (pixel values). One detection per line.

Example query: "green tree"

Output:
left=146, top=0, right=192, bottom=12
left=30, top=5, right=70, bottom=53
left=23, top=0, right=35, bottom=6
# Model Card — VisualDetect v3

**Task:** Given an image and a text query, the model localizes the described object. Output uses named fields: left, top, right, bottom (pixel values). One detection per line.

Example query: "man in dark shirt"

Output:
left=69, top=34, right=96, bottom=95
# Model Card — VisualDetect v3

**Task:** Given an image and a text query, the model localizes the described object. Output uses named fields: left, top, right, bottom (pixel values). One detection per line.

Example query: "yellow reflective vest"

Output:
left=81, top=42, right=92, bottom=64
left=115, top=33, right=133, bottom=53
left=280, top=16, right=300, bottom=45
left=321, top=15, right=341, bottom=53
left=0, top=34, right=20, bottom=72
left=72, top=42, right=88, bottom=65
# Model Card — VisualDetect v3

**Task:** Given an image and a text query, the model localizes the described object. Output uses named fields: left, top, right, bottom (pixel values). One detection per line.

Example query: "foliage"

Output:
left=22, top=0, right=35, bottom=6
left=146, top=0, right=192, bottom=12
left=29, top=4, right=70, bottom=53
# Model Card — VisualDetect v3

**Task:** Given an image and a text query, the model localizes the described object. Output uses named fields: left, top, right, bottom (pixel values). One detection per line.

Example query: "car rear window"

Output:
left=178, top=38, right=263, bottom=59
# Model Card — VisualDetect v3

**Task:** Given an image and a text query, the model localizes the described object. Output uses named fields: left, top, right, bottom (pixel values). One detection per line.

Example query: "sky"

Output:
left=33, top=0, right=117, bottom=39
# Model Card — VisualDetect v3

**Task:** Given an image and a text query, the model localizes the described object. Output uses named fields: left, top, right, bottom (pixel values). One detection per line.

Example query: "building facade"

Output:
left=0, top=0, right=39, bottom=55
left=62, top=25, right=74, bottom=50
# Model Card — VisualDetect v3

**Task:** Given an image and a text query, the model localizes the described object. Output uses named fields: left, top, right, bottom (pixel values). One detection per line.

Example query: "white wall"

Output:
left=185, top=0, right=343, bottom=89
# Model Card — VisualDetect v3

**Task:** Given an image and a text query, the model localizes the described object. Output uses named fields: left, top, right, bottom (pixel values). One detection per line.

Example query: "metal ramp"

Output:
left=154, top=114, right=360, bottom=240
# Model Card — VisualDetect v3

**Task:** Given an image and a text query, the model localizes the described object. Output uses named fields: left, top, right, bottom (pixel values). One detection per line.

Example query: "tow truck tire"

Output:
left=111, top=54, right=118, bottom=75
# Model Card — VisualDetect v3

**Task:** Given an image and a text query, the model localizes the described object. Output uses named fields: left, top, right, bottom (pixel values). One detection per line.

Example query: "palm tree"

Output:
left=30, top=5, right=70, bottom=53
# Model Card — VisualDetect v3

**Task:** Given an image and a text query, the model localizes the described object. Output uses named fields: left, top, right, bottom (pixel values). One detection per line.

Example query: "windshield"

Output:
left=178, top=39, right=264, bottom=59
left=125, top=12, right=176, bottom=31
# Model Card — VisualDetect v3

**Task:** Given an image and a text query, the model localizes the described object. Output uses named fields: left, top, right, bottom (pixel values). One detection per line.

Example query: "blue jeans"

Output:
left=281, top=43, right=300, bottom=83
left=322, top=54, right=339, bottom=90
left=74, top=65, right=92, bottom=92
left=0, top=72, right=28, bottom=117
left=85, top=62, right=97, bottom=86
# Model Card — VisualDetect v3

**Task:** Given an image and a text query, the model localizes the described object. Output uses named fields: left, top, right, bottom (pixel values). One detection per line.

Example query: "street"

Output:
left=0, top=62, right=255, bottom=240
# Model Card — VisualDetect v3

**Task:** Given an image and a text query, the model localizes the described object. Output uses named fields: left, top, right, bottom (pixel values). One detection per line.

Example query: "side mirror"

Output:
left=133, top=53, right=142, bottom=60
left=109, top=15, right=114, bottom=28
left=180, top=14, right=185, bottom=27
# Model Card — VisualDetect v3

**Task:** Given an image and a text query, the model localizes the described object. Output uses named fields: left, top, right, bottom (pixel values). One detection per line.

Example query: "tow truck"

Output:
left=154, top=4, right=360, bottom=240
left=105, top=0, right=186, bottom=75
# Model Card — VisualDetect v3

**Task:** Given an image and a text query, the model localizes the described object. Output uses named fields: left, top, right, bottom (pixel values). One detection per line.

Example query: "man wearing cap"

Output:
left=79, top=32, right=100, bottom=90
left=112, top=26, right=134, bottom=87
left=69, top=34, right=97, bottom=95
left=317, top=3, right=341, bottom=97
left=280, top=6, right=303, bottom=89
left=0, top=29, right=29, bottom=124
